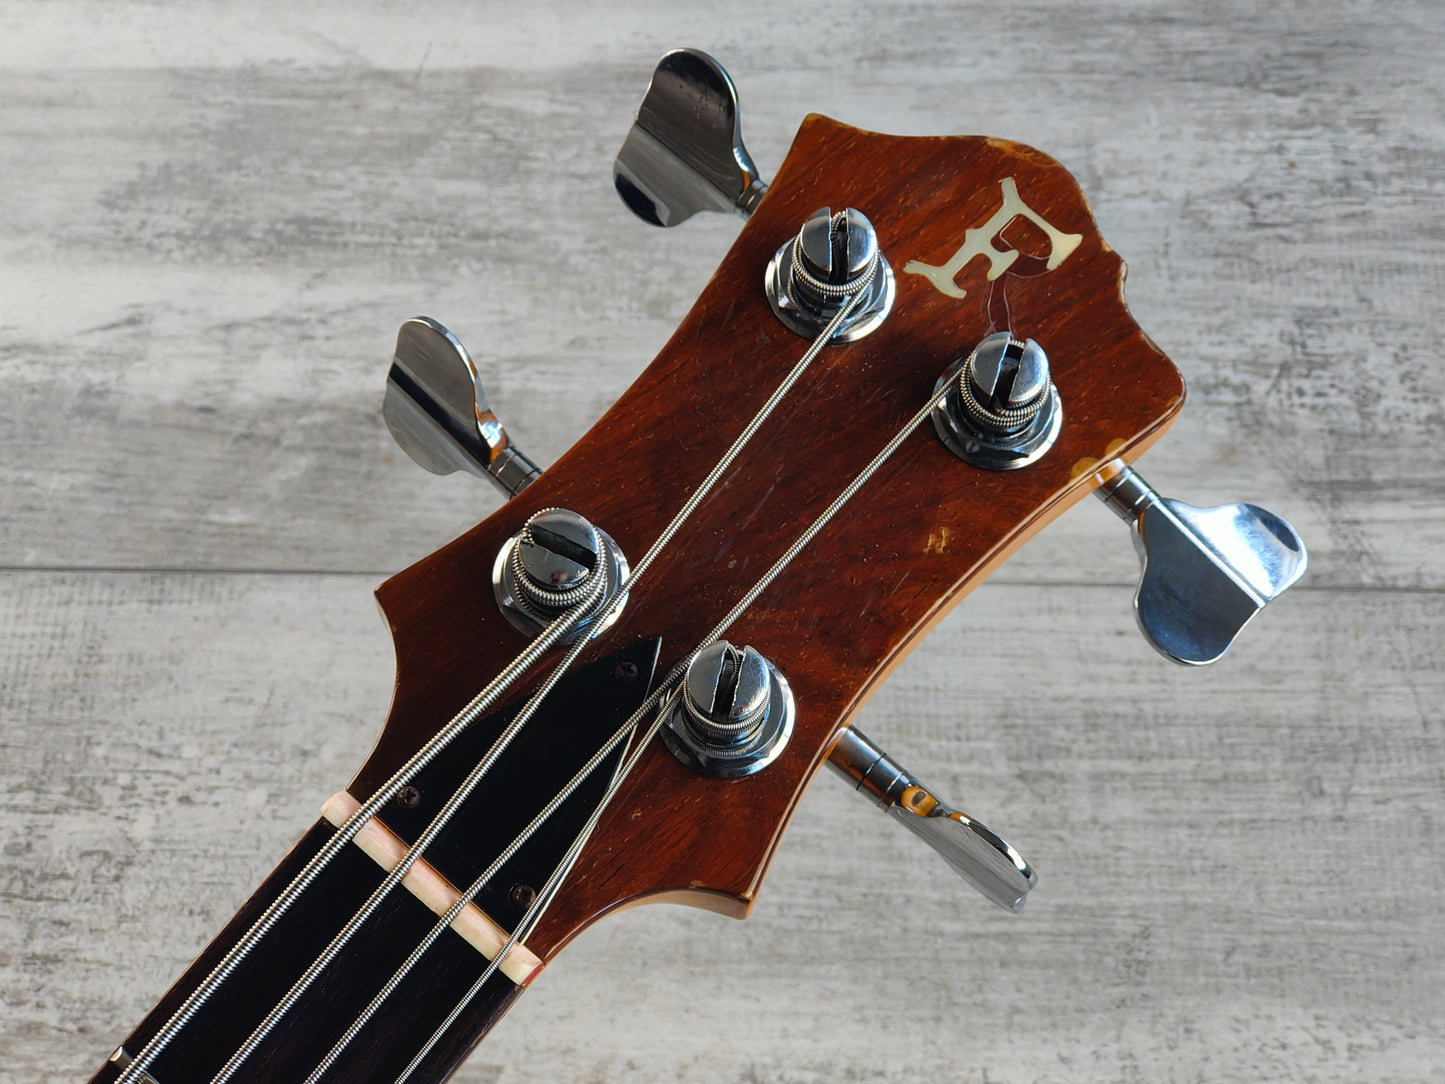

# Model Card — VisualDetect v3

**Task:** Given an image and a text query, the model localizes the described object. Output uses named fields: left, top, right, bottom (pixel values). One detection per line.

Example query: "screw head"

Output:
left=396, top=785, right=422, bottom=810
left=509, top=883, right=538, bottom=910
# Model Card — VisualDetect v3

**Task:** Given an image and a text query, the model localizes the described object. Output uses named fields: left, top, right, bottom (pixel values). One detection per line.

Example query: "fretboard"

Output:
left=91, top=817, right=527, bottom=1083
left=91, top=639, right=663, bottom=1083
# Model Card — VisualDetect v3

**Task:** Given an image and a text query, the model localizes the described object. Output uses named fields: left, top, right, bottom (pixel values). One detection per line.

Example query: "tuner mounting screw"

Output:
left=931, top=331, right=1063, bottom=470
left=660, top=641, right=795, bottom=778
left=492, top=508, right=630, bottom=643
left=766, top=206, right=895, bottom=343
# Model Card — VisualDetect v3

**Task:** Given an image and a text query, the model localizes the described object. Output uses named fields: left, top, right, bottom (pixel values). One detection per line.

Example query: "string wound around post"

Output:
left=766, top=206, right=895, bottom=343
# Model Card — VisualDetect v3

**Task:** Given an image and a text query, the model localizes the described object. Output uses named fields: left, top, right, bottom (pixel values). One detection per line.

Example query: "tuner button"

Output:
left=661, top=641, right=795, bottom=778
left=827, top=727, right=1037, bottom=913
left=614, top=49, right=768, bottom=227
left=765, top=206, right=896, bottom=343
left=930, top=330, right=1063, bottom=470
left=383, top=317, right=542, bottom=498
left=1096, top=466, right=1308, bottom=665
left=492, top=508, right=631, bottom=643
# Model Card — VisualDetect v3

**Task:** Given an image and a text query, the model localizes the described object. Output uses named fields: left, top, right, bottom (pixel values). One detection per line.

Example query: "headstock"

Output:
left=366, top=46, right=1300, bottom=956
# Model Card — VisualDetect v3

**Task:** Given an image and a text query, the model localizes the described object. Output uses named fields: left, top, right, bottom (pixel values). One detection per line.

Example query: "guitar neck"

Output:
left=93, top=639, right=663, bottom=1083
left=92, top=818, right=526, bottom=1083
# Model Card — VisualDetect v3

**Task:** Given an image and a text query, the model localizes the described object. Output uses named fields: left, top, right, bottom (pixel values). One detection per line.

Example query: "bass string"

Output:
left=113, top=592, right=600, bottom=1084
left=118, top=290, right=869, bottom=1084
left=205, top=291, right=870, bottom=1084
left=304, top=674, right=682, bottom=1083
left=394, top=690, right=680, bottom=1084
left=389, top=373, right=960, bottom=1084
left=208, top=570, right=616, bottom=1083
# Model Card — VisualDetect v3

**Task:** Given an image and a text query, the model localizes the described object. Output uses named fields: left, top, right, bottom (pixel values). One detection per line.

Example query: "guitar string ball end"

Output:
left=765, top=206, right=895, bottom=342
left=661, top=641, right=796, bottom=778
left=491, top=508, right=630, bottom=643
left=931, top=331, right=1062, bottom=470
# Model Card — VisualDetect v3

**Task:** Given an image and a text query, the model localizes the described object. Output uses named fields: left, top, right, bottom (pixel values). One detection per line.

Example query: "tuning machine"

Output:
left=615, top=51, right=896, bottom=344
left=1096, top=464, right=1307, bottom=665
left=614, top=49, right=768, bottom=226
left=828, top=727, right=1036, bottom=913
left=383, top=317, right=541, bottom=499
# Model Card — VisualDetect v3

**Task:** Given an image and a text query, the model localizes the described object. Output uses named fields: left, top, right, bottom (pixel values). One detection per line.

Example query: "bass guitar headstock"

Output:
left=370, top=50, right=1306, bottom=951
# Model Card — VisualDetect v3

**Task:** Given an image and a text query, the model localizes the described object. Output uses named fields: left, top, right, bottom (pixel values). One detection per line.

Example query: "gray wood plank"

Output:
left=2, top=2, right=1442, bottom=1082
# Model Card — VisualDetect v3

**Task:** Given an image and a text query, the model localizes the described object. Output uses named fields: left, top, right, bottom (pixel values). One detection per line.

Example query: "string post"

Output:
left=661, top=640, right=796, bottom=778
left=493, top=508, right=630, bottom=642
left=766, top=206, right=895, bottom=342
left=931, top=330, right=1063, bottom=471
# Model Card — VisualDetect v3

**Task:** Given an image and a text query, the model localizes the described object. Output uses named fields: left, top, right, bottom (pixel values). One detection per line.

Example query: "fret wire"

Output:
left=124, top=294, right=864, bottom=1084
left=394, top=366, right=955, bottom=1083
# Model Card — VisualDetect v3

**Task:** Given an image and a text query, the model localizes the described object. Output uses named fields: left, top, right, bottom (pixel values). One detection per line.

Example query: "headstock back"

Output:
left=360, top=111, right=1185, bottom=961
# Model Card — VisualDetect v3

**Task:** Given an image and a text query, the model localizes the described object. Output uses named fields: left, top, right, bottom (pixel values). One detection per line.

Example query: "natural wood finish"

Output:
left=319, top=792, right=542, bottom=984
left=362, top=117, right=1184, bottom=962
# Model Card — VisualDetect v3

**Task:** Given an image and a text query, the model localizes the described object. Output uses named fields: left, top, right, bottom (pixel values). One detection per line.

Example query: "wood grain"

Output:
left=2, top=3, right=1442, bottom=1082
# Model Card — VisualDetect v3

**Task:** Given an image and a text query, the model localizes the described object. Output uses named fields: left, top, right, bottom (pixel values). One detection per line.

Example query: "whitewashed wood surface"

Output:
left=2, top=3, right=1441, bottom=1081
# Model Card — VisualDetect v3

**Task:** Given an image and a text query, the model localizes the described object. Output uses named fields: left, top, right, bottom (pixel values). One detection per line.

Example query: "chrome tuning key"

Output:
left=492, top=508, right=630, bottom=643
left=1096, top=465, right=1307, bottom=665
left=383, top=317, right=542, bottom=498
left=828, top=727, right=1036, bottom=913
left=614, top=48, right=768, bottom=227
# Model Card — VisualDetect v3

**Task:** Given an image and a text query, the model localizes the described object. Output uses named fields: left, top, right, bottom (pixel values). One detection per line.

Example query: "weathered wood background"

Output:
left=2, top=3, right=1441, bottom=1081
